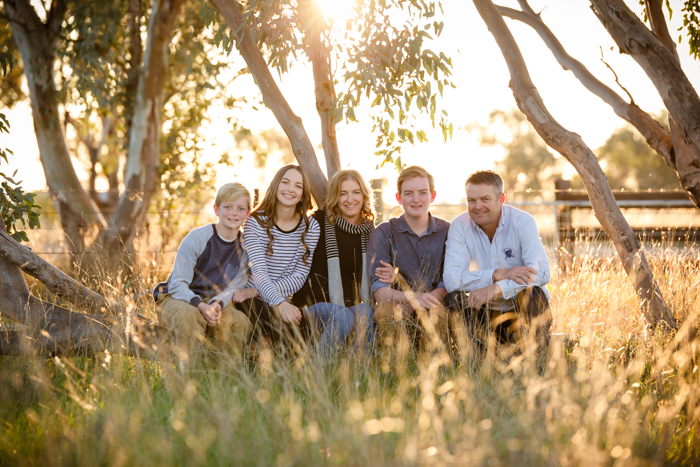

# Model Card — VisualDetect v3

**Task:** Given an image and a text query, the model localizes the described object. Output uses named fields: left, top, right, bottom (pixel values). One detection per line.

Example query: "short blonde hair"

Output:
left=215, top=182, right=251, bottom=209
left=397, top=165, right=434, bottom=193
left=324, top=169, right=376, bottom=225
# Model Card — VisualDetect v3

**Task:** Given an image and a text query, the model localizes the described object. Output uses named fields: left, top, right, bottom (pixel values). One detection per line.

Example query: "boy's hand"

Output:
left=198, top=302, right=221, bottom=326
left=278, top=301, right=302, bottom=325
left=232, top=288, right=258, bottom=303
left=375, top=260, right=398, bottom=284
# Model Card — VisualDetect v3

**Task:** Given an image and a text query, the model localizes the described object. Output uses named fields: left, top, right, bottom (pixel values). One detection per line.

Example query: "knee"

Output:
left=222, top=309, right=253, bottom=336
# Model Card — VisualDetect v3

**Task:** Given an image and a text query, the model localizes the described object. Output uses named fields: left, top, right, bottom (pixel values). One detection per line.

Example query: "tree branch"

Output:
left=210, top=0, right=329, bottom=203
left=0, top=229, right=125, bottom=315
left=498, top=2, right=675, bottom=177
left=475, top=0, right=675, bottom=328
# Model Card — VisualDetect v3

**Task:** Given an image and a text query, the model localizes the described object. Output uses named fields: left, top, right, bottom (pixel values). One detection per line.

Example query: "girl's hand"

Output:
left=232, top=288, right=258, bottom=303
left=278, top=302, right=302, bottom=325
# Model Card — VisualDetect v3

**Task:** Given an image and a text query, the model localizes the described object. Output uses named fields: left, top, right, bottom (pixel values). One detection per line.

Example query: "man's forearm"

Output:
left=374, top=287, right=406, bottom=304
left=429, top=287, right=448, bottom=302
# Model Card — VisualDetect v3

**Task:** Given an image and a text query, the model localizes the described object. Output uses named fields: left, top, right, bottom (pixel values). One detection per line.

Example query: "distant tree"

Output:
left=471, top=108, right=561, bottom=197
left=596, top=123, right=680, bottom=191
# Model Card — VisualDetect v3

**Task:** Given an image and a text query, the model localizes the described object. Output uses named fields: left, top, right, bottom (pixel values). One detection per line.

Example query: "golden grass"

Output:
left=1, top=239, right=699, bottom=466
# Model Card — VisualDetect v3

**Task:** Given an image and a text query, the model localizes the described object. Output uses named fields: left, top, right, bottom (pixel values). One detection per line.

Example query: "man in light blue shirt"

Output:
left=444, top=170, right=551, bottom=364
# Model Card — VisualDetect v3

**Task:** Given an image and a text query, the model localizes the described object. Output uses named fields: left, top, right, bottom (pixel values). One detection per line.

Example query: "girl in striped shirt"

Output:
left=233, top=165, right=320, bottom=351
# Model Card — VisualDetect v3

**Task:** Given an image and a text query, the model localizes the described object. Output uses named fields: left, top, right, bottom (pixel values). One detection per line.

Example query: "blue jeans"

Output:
left=305, top=302, right=375, bottom=358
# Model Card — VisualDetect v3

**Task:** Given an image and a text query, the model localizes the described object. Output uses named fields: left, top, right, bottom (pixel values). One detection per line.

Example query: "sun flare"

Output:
left=316, top=0, right=355, bottom=21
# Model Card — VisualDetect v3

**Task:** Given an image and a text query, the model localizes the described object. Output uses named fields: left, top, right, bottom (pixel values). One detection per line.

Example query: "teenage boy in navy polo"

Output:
left=367, top=166, right=451, bottom=354
left=444, top=170, right=551, bottom=364
left=153, top=182, right=253, bottom=366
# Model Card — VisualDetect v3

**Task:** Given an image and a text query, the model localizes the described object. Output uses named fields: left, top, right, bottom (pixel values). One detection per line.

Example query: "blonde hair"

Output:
left=397, top=165, right=435, bottom=193
left=215, top=182, right=251, bottom=209
left=324, top=169, right=376, bottom=225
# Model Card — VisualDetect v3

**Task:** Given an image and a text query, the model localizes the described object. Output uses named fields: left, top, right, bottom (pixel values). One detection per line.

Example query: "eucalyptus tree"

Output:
left=497, top=0, right=700, bottom=208
left=204, top=0, right=455, bottom=203
left=1, top=0, right=247, bottom=264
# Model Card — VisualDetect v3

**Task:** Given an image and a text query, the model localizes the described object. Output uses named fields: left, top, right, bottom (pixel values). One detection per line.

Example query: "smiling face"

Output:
left=466, top=183, right=505, bottom=231
left=396, top=176, right=436, bottom=221
left=276, top=168, right=304, bottom=208
left=214, top=195, right=250, bottom=232
left=337, top=178, right=364, bottom=223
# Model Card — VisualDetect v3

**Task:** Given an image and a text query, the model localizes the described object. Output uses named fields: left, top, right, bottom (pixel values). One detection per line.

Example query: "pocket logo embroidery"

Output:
left=503, top=247, right=515, bottom=259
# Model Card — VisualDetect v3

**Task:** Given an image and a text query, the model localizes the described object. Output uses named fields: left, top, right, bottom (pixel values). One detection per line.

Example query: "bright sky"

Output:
left=3, top=0, right=700, bottom=204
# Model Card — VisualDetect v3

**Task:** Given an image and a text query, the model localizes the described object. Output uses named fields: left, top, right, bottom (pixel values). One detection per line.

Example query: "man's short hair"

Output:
left=215, top=182, right=251, bottom=209
left=397, top=165, right=435, bottom=193
left=466, top=170, right=504, bottom=195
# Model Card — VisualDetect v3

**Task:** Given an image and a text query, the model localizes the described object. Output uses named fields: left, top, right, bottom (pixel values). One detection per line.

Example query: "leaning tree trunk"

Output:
left=473, top=0, right=676, bottom=327
left=590, top=0, right=700, bottom=208
left=210, top=0, right=329, bottom=204
left=0, top=218, right=165, bottom=356
left=498, top=1, right=679, bottom=190
left=94, top=0, right=184, bottom=266
left=5, top=0, right=107, bottom=257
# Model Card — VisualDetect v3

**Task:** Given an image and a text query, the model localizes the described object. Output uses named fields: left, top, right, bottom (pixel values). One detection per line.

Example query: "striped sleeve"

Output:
left=244, top=217, right=286, bottom=306
left=272, top=217, right=320, bottom=298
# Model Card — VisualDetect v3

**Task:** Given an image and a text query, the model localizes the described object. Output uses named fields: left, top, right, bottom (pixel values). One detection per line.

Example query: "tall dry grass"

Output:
left=1, top=238, right=699, bottom=466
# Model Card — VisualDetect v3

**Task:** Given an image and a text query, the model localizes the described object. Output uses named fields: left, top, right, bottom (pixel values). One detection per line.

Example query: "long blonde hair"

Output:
left=251, top=165, right=314, bottom=264
left=324, top=169, right=376, bottom=226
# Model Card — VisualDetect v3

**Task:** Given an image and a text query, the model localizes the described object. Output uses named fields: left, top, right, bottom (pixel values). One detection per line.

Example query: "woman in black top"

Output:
left=293, top=169, right=376, bottom=357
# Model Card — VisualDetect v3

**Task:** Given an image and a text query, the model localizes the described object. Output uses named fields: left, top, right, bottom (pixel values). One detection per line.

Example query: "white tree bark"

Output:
left=210, top=0, right=329, bottom=203
left=98, top=0, right=184, bottom=251
left=5, top=0, right=107, bottom=235
left=473, top=0, right=675, bottom=327
left=590, top=0, right=700, bottom=207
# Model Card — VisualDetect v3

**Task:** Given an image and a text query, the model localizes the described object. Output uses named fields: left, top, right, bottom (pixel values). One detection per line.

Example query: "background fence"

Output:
left=21, top=183, right=700, bottom=280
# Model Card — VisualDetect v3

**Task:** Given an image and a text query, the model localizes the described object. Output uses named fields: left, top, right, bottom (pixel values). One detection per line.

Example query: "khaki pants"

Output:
left=374, top=300, right=449, bottom=352
left=157, top=293, right=252, bottom=362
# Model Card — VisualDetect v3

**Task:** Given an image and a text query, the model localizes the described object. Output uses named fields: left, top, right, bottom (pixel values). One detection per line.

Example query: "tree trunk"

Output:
left=5, top=0, right=107, bottom=253
left=210, top=0, right=329, bottom=204
left=311, top=40, right=341, bottom=179
left=590, top=0, right=700, bottom=208
left=473, top=0, right=676, bottom=328
left=96, top=0, right=184, bottom=259
left=0, top=218, right=166, bottom=356
left=498, top=2, right=676, bottom=177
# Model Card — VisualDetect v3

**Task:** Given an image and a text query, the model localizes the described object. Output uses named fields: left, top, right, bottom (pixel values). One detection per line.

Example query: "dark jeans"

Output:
left=445, top=286, right=552, bottom=362
left=240, top=298, right=311, bottom=350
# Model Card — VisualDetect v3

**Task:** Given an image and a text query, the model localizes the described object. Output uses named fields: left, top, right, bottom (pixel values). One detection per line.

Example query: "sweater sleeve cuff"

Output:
left=189, top=296, right=203, bottom=307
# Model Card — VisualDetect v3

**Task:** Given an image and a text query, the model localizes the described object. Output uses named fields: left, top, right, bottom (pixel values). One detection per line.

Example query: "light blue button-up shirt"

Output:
left=444, top=205, right=551, bottom=310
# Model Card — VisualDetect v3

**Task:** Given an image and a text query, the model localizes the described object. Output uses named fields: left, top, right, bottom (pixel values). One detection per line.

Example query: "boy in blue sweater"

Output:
left=153, top=183, right=252, bottom=364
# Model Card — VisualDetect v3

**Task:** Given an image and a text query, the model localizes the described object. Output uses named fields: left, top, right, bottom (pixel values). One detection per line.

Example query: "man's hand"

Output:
left=198, top=302, right=221, bottom=326
left=493, top=266, right=537, bottom=285
left=232, top=287, right=258, bottom=303
left=467, top=284, right=502, bottom=309
left=375, top=260, right=399, bottom=285
left=278, top=301, right=302, bottom=325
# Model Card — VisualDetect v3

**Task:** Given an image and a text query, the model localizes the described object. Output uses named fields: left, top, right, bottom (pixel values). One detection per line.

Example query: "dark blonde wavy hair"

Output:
left=251, top=164, right=314, bottom=264
left=324, top=169, right=376, bottom=226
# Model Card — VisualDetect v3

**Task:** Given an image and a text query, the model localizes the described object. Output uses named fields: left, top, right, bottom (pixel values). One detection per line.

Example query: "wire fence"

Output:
left=19, top=190, right=700, bottom=274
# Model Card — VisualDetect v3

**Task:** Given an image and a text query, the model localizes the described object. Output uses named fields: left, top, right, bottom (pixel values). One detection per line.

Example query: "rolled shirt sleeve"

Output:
left=367, top=224, right=392, bottom=294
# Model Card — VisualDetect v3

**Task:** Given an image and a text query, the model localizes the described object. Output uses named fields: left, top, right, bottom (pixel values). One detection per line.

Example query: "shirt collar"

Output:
left=398, top=213, right=436, bottom=236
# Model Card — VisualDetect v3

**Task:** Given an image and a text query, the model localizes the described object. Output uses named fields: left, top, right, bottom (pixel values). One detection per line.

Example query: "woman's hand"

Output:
left=375, top=260, right=399, bottom=284
left=278, top=301, right=302, bottom=325
left=232, top=287, right=258, bottom=303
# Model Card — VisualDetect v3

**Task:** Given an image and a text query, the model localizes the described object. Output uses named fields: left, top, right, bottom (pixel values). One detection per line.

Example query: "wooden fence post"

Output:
left=555, top=179, right=574, bottom=272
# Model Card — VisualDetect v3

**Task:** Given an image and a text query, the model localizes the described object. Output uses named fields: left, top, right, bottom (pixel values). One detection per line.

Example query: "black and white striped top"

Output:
left=243, top=213, right=320, bottom=306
